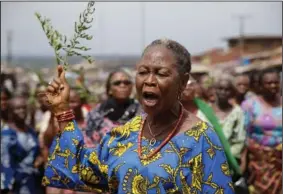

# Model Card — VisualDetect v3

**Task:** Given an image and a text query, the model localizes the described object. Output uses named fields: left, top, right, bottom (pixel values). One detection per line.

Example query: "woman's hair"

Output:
left=258, top=68, right=280, bottom=85
left=142, top=39, right=192, bottom=75
left=105, top=70, right=131, bottom=97
left=215, top=73, right=237, bottom=93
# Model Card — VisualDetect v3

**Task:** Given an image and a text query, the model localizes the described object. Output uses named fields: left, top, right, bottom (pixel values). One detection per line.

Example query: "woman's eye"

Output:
left=138, top=71, right=147, bottom=75
left=157, top=72, right=168, bottom=77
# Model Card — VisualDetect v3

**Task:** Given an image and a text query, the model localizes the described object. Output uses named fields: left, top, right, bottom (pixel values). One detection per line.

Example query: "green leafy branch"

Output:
left=35, top=1, right=95, bottom=70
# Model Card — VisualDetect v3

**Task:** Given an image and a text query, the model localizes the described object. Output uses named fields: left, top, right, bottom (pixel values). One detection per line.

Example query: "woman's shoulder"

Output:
left=1, top=125, right=16, bottom=135
left=102, top=115, right=143, bottom=145
left=175, top=118, right=223, bottom=149
left=241, top=95, right=260, bottom=107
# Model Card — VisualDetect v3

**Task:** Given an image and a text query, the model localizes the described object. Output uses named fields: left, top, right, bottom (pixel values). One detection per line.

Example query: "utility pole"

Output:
left=7, top=30, right=13, bottom=65
left=141, top=2, right=146, bottom=52
left=232, top=14, right=251, bottom=65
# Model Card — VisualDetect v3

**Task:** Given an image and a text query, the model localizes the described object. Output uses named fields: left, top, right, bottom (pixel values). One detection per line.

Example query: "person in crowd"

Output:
left=1, top=87, right=12, bottom=129
left=210, top=74, right=246, bottom=163
left=241, top=68, right=282, bottom=194
left=198, top=74, right=216, bottom=104
left=234, top=73, right=251, bottom=104
left=84, top=70, right=141, bottom=147
left=249, top=71, right=261, bottom=95
left=41, top=39, right=233, bottom=193
left=1, top=96, right=44, bottom=194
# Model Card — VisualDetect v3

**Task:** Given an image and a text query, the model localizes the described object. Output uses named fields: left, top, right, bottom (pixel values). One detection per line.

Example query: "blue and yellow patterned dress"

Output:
left=43, top=116, right=234, bottom=193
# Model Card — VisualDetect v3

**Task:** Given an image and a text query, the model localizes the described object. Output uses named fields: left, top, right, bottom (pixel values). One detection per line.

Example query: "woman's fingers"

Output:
left=50, top=81, right=59, bottom=90
left=47, top=85, right=56, bottom=93
left=53, top=78, right=61, bottom=86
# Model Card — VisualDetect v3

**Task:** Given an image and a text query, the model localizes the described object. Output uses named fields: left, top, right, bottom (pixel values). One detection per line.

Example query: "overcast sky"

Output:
left=1, top=2, right=282, bottom=56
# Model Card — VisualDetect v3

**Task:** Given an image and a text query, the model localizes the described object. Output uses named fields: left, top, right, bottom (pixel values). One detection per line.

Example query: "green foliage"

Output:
left=35, top=1, right=95, bottom=70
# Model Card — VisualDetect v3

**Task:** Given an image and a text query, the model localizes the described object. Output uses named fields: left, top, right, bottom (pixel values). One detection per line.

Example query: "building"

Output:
left=225, top=35, right=282, bottom=52
left=192, top=34, right=282, bottom=66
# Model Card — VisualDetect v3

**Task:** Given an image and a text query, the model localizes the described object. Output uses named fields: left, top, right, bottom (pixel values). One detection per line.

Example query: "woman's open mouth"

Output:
left=142, top=91, right=159, bottom=107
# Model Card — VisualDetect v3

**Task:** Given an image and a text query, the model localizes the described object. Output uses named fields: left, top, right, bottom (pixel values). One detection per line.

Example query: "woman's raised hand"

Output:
left=41, top=65, right=70, bottom=114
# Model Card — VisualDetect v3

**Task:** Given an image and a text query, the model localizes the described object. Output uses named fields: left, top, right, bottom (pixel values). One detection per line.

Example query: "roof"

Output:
left=191, top=63, right=212, bottom=73
left=223, top=34, right=282, bottom=41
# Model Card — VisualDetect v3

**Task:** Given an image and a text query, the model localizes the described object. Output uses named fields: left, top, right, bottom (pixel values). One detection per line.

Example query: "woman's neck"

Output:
left=112, top=97, right=130, bottom=106
left=1, top=111, right=9, bottom=122
left=261, top=94, right=281, bottom=107
left=147, top=102, right=181, bottom=130
left=10, top=121, right=27, bottom=132
left=216, top=99, right=232, bottom=112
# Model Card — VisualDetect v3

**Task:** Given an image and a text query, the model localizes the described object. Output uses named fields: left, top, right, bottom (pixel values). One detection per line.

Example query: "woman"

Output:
left=198, top=74, right=216, bottom=105
left=1, top=87, right=12, bottom=129
left=241, top=69, right=282, bottom=194
left=210, top=74, right=246, bottom=163
left=42, top=39, right=233, bottom=193
left=85, top=70, right=140, bottom=147
left=1, top=96, right=44, bottom=194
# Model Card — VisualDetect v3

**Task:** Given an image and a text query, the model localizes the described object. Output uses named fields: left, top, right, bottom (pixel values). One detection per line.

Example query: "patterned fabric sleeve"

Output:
left=1, top=130, right=16, bottom=191
left=43, top=121, right=110, bottom=193
left=201, top=127, right=234, bottom=193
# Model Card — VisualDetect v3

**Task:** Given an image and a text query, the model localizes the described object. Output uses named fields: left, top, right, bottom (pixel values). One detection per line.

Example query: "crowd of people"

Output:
left=1, top=39, right=282, bottom=194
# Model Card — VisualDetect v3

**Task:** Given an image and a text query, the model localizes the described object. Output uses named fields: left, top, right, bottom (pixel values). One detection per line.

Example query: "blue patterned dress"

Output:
left=1, top=125, right=42, bottom=194
left=43, top=116, right=234, bottom=193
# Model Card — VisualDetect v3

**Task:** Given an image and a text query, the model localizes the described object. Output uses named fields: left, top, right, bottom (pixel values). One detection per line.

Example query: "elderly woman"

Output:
left=41, top=39, right=233, bottom=193
left=209, top=74, right=246, bottom=163
left=241, top=69, right=282, bottom=194
left=84, top=70, right=140, bottom=147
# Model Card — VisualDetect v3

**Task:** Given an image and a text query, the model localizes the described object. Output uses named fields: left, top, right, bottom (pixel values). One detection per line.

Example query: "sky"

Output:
left=1, top=2, right=282, bottom=57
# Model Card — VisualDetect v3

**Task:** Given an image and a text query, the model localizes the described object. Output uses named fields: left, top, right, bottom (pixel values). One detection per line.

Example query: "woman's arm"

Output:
left=43, top=120, right=110, bottom=193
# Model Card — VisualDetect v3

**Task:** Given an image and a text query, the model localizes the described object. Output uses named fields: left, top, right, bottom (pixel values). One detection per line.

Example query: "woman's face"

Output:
left=109, top=72, right=133, bottom=101
left=261, top=72, right=280, bottom=96
left=235, top=75, right=250, bottom=95
left=10, top=97, right=28, bottom=122
left=216, top=80, right=233, bottom=102
left=181, top=81, right=196, bottom=102
left=69, top=90, right=82, bottom=112
left=135, top=45, right=183, bottom=115
left=1, top=91, right=9, bottom=112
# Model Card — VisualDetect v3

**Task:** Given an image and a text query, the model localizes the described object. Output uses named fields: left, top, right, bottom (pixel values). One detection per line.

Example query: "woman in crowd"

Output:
left=84, top=70, right=140, bottom=147
left=198, top=74, right=216, bottom=105
left=41, top=39, right=233, bottom=193
left=210, top=74, right=246, bottom=163
left=241, top=68, right=282, bottom=194
left=1, top=87, right=12, bottom=129
left=1, top=96, right=44, bottom=194
left=234, top=73, right=252, bottom=105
